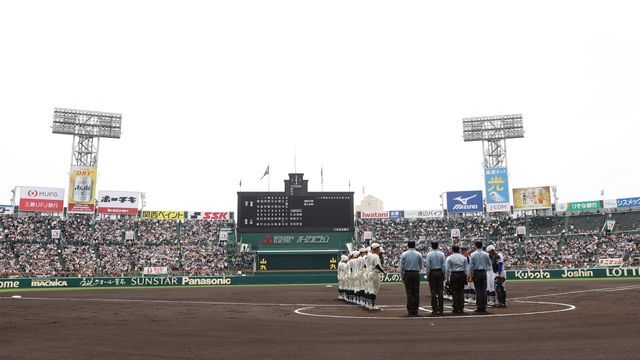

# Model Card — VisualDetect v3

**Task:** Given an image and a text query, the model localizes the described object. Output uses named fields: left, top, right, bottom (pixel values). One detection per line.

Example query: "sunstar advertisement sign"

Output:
left=446, top=190, right=483, bottom=213
left=19, top=186, right=65, bottom=212
left=484, top=167, right=510, bottom=213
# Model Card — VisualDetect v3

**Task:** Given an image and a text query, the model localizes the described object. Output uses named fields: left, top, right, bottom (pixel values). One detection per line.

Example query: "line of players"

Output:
left=337, top=242, right=507, bottom=311
left=336, top=243, right=387, bottom=310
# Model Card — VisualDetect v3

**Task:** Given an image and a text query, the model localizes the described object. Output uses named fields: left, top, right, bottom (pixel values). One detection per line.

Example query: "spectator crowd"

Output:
left=1, top=212, right=639, bottom=277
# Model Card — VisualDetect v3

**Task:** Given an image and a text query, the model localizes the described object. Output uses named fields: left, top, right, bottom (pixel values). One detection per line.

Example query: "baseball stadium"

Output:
left=3, top=2, right=640, bottom=359
left=0, top=110, right=639, bottom=360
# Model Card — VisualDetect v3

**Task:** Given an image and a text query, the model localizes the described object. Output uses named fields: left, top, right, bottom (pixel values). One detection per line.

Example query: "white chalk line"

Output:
left=293, top=301, right=576, bottom=320
left=511, top=284, right=640, bottom=300
left=0, top=296, right=351, bottom=308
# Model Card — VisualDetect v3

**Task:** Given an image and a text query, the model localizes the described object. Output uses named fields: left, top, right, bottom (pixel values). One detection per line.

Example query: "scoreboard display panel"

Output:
left=257, top=253, right=340, bottom=271
left=238, top=192, right=354, bottom=233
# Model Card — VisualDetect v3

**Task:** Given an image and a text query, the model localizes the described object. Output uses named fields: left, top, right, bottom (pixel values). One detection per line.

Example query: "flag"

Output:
left=601, top=189, right=605, bottom=196
left=239, top=179, right=242, bottom=188
left=260, top=165, right=270, bottom=181
left=321, top=166, right=324, bottom=185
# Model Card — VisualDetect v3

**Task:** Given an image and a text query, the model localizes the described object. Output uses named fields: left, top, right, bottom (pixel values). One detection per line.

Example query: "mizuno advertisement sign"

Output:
left=446, top=191, right=483, bottom=213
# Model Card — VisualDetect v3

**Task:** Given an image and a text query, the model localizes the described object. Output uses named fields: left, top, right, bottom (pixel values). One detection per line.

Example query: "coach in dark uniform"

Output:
left=445, top=245, right=468, bottom=314
left=425, top=241, right=446, bottom=316
left=400, top=240, right=423, bottom=317
left=468, top=241, right=492, bottom=313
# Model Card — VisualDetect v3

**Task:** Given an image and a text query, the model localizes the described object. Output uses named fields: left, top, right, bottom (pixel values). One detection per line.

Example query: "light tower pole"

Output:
left=52, top=108, right=122, bottom=215
left=463, top=114, right=524, bottom=214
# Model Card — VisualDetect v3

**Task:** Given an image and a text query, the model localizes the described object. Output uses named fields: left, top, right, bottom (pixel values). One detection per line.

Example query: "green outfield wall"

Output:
left=1, top=267, right=639, bottom=290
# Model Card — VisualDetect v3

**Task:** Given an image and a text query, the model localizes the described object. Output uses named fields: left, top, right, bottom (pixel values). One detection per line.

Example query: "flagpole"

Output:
left=268, top=168, right=271, bottom=192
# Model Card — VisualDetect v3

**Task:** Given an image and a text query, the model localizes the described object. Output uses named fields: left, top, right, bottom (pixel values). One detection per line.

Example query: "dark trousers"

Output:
left=403, top=271, right=420, bottom=315
left=473, top=270, right=487, bottom=311
left=428, top=269, right=444, bottom=314
left=449, top=272, right=466, bottom=313
left=496, top=277, right=507, bottom=305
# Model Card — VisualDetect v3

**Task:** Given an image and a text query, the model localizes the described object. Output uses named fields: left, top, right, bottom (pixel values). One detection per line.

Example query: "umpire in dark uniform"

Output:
left=425, top=241, right=446, bottom=316
left=400, top=240, right=423, bottom=317
left=468, top=241, right=492, bottom=313
left=445, top=244, right=468, bottom=314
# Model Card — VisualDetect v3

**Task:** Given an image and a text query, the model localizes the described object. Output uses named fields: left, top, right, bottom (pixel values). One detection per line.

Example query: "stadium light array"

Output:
left=52, top=108, right=122, bottom=139
left=462, top=114, right=524, bottom=142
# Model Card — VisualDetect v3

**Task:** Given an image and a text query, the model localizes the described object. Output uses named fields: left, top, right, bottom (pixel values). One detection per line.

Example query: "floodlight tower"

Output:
left=462, top=114, right=524, bottom=168
left=52, top=108, right=122, bottom=168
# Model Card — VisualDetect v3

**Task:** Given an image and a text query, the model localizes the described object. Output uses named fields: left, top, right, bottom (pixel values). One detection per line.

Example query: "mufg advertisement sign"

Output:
left=446, top=191, right=483, bottom=213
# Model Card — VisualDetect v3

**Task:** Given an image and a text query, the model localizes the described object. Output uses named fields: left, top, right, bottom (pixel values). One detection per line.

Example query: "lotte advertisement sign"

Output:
left=68, top=166, right=97, bottom=214
left=19, top=186, right=65, bottom=212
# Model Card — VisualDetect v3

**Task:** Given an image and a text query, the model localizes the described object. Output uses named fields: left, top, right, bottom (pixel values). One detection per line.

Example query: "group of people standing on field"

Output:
left=402, top=240, right=507, bottom=316
left=337, top=243, right=387, bottom=310
left=337, top=240, right=507, bottom=317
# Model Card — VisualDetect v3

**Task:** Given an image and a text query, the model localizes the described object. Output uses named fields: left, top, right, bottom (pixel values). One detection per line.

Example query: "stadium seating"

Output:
left=1, top=212, right=639, bottom=276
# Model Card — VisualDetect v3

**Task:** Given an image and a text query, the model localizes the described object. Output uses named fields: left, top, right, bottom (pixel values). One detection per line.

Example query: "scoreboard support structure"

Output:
left=237, top=173, right=354, bottom=271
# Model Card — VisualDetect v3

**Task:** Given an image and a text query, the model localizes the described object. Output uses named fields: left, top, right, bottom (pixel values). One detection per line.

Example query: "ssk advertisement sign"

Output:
left=97, top=191, right=139, bottom=215
left=19, top=186, right=65, bottom=212
left=446, top=191, right=483, bottom=213
left=187, top=211, right=231, bottom=221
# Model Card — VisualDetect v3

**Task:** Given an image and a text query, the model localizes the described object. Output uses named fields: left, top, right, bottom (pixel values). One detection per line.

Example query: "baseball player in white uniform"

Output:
left=356, top=248, right=367, bottom=306
left=366, top=243, right=386, bottom=310
left=337, top=255, right=348, bottom=300
left=346, top=252, right=358, bottom=303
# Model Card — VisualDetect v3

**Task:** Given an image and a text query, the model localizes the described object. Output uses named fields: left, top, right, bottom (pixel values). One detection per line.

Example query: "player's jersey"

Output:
left=348, top=259, right=356, bottom=278
left=369, top=253, right=382, bottom=273
left=338, top=262, right=346, bottom=280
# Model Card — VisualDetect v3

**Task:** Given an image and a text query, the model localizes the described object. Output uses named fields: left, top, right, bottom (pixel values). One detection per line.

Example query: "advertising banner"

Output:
left=446, top=191, right=483, bottom=213
left=0, top=205, right=14, bottom=215
left=388, top=210, right=402, bottom=220
left=19, top=186, right=65, bottom=212
left=143, top=267, right=169, bottom=275
left=187, top=211, right=231, bottom=221
left=617, top=197, right=640, bottom=208
left=485, top=167, right=510, bottom=212
left=403, top=209, right=444, bottom=219
left=360, top=211, right=389, bottom=219
left=604, top=199, right=618, bottom=209
left=68, top=166, right=97, bottom=213
left=567, top=201, right=601, bottom=212
left=97, top=191, right=139, bottom=215
left=141, top=211, right=186, bottom=220
left=2, top=267, right=640, bottom=290
left=598, top=258, right=623, bottom=266
left=239, top=232, right=351, bottom=250
left=512, top=186, right=552, bottom=210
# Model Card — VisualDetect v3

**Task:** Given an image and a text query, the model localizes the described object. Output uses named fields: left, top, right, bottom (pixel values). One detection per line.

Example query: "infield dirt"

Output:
left=1, top=280, right=639, bottom=360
